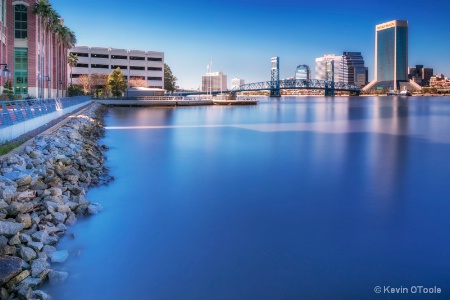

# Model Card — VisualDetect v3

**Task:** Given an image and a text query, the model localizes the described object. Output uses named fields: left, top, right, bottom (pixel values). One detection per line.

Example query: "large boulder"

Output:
left=0, top=220, right=24, bottom=237
left=30, top=259, right=50, bottom=277
left=0, top=256, right=22, bottom=285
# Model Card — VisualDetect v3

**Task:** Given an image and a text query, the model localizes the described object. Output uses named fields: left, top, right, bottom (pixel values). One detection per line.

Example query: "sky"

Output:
left=52, top=0, right=450, bottom=90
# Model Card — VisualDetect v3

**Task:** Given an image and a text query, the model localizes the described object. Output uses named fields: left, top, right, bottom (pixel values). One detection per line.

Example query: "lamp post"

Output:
left=43, top=76, right=51, bottom=98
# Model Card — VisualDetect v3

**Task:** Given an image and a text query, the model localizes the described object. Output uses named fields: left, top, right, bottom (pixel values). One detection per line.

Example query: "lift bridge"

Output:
left=180, top=57, right=361, bottom=97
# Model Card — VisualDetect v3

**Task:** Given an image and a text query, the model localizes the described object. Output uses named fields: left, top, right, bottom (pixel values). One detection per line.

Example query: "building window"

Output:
left=91, top=64, right=109, bottom=69
left=148, top=77, right=162, bottom=81
left=75, top=63, right=89, bottom=68
left=91, top=53, right=109, bottom=58
left=148, top=57, right=162, bottom=62
left=14, top=4, right=27, bottom=39
left=71, top=74, right=82, bottom=78
left=130, top=66, right=145, bottom=70
left=149, top=86, right=162, bottom=89
left=111, top=55, right=127, bottom=60
left=148, top=67, right=162, bottom=71
left=14, top=48, right=28, bottom=95
left=130, top=56, right=145, bottom=61
left=71, top=52, right=89, bottom=57
left=111, top=65, right=127, bottom=70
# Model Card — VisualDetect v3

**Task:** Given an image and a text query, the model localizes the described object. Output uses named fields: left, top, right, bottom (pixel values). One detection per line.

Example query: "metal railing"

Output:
left=0, top=96, right=91, bottom=127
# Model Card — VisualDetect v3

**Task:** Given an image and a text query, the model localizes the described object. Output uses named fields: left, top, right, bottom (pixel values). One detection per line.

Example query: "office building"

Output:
left=69, top=46, right=164, bottom=89
left=315, top=55, right=342, bottom=82
left=340, top=52, right=368, bottom=87
left=202, top=72, right=227, bottom=92
left=408, top=65, right=433, bottom=86
left=295, top=65, right=310, bottom=80
left=363, top=20, right=409, bottom=91
left=0, top=0, right=75, bottom=98
left=231, top=78, right=245, bottom=89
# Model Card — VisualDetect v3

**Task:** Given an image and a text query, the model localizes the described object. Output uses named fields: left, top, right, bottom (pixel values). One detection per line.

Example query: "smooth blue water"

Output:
left=45, top=96, right=450, bottom=299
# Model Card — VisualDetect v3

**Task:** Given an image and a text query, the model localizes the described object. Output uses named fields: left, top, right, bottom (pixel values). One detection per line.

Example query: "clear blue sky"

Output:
left=53, top=0, right=450, bottom=89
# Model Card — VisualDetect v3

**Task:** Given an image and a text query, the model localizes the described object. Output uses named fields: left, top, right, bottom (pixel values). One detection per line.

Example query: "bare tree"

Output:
left=129, top=77, right=148, bottom=88
left=90, top=73, right=108, bottom=96
left=78, top=74, right=91, bottom=95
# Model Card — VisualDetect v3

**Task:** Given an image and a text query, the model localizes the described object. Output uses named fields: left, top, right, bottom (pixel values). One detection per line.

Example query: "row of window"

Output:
left=71, top=52, right=163, bottom=62
left=75, top=64, right=162, bottom=71
left=71, top=74, right=162, bottom=81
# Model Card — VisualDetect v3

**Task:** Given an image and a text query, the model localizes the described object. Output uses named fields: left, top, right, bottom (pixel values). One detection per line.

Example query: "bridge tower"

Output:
left=270, top=57, right=281, bottom=97
left=324, top=60, right=335, bottom=96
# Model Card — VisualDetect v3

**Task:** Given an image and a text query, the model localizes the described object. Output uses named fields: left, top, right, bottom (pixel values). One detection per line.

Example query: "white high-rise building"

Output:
left=231, top=78, right=245, bottom=89
left=315, top=54, right=342, bottom=82
left=202, top=72, right=227, bottom=92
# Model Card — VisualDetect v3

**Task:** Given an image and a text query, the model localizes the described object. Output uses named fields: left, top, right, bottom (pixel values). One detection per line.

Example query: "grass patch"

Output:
left=0, top=141, right=25, bottom=156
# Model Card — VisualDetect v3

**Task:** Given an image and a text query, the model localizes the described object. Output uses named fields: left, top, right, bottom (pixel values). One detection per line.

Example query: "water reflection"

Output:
left=45, top=96, right=450, bottom=299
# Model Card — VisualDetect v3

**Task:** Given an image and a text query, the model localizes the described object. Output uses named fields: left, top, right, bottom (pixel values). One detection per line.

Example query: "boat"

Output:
left=387, top=87, right=411, bottom=96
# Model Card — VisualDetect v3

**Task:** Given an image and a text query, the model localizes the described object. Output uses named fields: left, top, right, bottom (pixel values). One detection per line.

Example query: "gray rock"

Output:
left=0, top=246, right=17, bottom=255
left=0, top=186, right=16, bottom=202
left=5, top=269, right=29, bottom=290
left=87, top=203, right=103, bottom=215
left=16, top=214, right=32, bottom=229
left=27, top=241, right=44, bottom=252
left=31, top=231, right=58, bottom=245
left=22, top=277, right=42, bottom=288
left=0, top=235, right=8, bottom=247
left=42, top=245, right=56, bottom=256
left=0, top=220, right=25, bottom=236
left=0, top=256, right=22, bottom=285
left=52, top=212, right=66, bottom=223
left=8, top=233, right=21, bottom=246
left=19, top=246, right=37, bottom=262
left=1, top=287, right=9, bottom=300
left=48, top=270, right=68, bottom=284
left=33, top=290, right=50, bottom=300
left=0, top=176, right=17, bottom=188
left=3, top=172, right=32, bottom=187
left=19, top=233, right=32, bottom=244
left=30, top=259, right=50, bottom=277
left=17, top=284, right=33, bottom=300
left=49, top=250, right=69, bottom=263
left=57, top=205, right=71, bottom=214
left=48, top=187, right=62, bottom=197
left=0, top=200, right=8, bottom=209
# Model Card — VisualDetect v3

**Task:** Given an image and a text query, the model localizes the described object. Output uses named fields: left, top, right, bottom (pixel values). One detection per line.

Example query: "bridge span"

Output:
left=180, top=78, right=361, bottom=97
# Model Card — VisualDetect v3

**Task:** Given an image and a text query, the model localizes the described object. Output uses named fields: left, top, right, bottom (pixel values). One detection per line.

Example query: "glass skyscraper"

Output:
left=340, top=52, right=368, bottom=87
left=373, top=20, right=408, bottom=90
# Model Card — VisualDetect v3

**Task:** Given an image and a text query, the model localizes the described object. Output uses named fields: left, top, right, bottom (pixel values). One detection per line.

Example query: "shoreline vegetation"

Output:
left=0, top=103, right=112, bottom=299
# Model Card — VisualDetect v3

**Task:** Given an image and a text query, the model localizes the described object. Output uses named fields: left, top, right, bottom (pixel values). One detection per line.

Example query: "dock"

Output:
left=95, top=99, right=213, bottom=107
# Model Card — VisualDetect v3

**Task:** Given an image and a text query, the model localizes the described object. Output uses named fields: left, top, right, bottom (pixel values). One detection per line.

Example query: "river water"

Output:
left=45, top=96, right=450, bottom=299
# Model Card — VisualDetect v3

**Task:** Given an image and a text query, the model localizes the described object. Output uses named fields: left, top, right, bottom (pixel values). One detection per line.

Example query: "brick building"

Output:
left=0, top=0, right=75, bottom=98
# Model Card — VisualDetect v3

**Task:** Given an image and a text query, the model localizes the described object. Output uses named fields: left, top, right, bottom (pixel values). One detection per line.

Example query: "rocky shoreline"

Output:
left=0, top=103, right=111, bottom=300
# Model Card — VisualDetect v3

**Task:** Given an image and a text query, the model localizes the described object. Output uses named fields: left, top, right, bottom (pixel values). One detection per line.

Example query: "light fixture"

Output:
left=0, top=63, right=10, bottom=77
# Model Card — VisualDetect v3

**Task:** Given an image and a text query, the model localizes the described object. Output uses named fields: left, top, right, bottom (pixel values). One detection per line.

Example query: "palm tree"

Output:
left=33, top=0, right=51, bottom=97
left=67, top=52, right=78, bottom=86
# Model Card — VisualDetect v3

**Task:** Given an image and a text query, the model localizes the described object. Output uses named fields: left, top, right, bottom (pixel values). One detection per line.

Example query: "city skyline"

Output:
left=52, top=0, right=450, bottom=89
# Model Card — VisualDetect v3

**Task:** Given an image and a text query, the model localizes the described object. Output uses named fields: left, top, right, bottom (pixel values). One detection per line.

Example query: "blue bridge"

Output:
left=179, top=57, right=361, bottom=97
left=180, top=79, right=361, bottom=97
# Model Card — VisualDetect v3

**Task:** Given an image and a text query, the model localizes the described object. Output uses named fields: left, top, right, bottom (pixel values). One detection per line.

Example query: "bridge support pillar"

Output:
left=324, top=88, right=335, bottom=96
left=270, top=89, right=281, bottom=97
left=270, top=57, right=281, bottom=97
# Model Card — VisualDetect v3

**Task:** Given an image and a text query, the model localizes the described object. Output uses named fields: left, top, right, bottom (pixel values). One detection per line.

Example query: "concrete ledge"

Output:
left=0, top=100, right=93, bottom=143
left=96, top=99, right=213, bottom=107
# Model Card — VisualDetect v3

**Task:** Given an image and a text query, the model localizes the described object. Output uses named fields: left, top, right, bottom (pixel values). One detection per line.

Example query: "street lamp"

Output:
left=43, top=76, right=51, bottom=98
left=0, top=64, right=10, bottom=77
